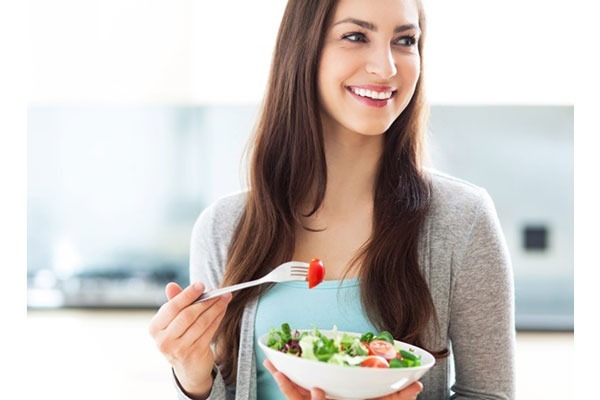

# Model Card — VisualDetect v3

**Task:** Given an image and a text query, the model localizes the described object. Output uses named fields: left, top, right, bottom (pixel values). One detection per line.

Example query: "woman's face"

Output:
left=318, top=0, right=421, bottom=139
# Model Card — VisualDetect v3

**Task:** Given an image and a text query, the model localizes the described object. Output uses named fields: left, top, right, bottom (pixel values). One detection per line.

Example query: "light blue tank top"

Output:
left=253, top=278, right=378, bottom=399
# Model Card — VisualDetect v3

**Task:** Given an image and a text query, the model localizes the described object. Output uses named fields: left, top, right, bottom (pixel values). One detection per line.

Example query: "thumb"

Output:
left=310, top=388, right=326, bottom=399
left=165, top=282, right=183, bottom=300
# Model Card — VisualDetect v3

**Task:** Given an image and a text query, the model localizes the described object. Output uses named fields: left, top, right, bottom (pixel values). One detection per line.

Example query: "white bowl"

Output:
left=258, top=329, right=435, bottom=400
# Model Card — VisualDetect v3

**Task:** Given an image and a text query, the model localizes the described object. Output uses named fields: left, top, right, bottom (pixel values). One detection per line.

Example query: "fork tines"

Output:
left=290, top=266, right=309, bottom=276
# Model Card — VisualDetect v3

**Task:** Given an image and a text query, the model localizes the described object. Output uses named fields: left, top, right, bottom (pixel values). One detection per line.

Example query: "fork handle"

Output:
left=192, top=277, right=268, bottom=303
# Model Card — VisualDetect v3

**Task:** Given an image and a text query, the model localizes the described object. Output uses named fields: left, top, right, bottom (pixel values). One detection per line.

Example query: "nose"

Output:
left=365, top=44, right=397, bottom=79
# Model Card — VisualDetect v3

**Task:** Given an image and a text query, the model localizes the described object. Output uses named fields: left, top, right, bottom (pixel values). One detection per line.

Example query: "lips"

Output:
left=346, top=85, right=397, bottom=108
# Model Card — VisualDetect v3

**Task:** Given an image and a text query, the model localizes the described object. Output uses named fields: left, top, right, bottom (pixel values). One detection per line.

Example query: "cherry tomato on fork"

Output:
left=307, top=258, right=325, bottom=289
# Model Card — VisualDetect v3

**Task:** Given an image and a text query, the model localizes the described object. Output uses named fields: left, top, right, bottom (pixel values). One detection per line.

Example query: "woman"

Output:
left=149, top=0, right=516, bottom=399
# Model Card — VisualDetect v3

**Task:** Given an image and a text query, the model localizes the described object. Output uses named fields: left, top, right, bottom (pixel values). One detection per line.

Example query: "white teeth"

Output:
left=350, top=87, right=393, bottom=100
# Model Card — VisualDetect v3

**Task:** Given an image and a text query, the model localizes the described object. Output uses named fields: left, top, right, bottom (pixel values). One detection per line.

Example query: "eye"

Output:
left=342, top=32, right=368, bottom=43
left=395, top=35, right=417, bottom=47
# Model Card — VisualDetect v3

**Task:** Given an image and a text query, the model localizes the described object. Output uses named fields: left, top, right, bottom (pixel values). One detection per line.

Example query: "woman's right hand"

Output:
left=149, top=281, right=232, bottom=399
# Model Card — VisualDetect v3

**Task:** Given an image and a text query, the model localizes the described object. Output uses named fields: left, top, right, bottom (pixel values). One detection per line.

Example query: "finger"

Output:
left=264, top=359, right=313, bottom=399
left=149, top=282, right=184, bottom=336
left=374, top=381, right=423, bottom=400
left=403, top=381, right=423, bottom=398
left=150, top=282, right=205, bottom=331
left=165, top=292, right=230, bottom=340
left=153, top=292, right=230, bottom=361
left=263, top=359, right=277, bottom=374
left=165, top=282, right=183, bottom=300
left=272, top=371, right=306, bottom=400
left=158, top=295, right=229, bottom=362
left=310, top=387, right=326, bottom=399
left=180, top=293, right=232, bottom=348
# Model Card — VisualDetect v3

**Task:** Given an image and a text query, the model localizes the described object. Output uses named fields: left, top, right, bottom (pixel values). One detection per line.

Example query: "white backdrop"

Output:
left=29, top=0, right=574, bottom=105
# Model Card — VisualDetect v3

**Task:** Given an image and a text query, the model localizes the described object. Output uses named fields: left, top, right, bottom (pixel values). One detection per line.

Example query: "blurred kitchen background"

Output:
left=25, top=0, right=574, bottom=399
left=27, top=104, right=574, bottom=331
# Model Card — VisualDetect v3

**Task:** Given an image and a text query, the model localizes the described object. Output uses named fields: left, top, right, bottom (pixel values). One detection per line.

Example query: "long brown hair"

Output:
left=214, top=0, right=439, bottom=385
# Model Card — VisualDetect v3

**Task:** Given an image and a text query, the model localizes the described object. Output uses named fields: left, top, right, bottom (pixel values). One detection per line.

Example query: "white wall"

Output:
left=30, top=0, right=195, bottom=104
left=29, top=0, right=574, bottom=105
left=423, top=0, right=574, bottom=104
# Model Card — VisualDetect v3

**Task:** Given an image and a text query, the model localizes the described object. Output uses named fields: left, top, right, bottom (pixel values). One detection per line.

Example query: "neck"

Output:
left=321, top=128, right=383, bottom=212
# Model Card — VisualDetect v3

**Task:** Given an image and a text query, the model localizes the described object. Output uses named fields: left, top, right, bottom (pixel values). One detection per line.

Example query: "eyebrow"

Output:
left=332, top=18, right=420, bottom=34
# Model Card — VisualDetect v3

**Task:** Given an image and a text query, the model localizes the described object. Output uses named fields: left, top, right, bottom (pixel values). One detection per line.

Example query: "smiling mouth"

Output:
left=346, top=86, right=396, bottom=100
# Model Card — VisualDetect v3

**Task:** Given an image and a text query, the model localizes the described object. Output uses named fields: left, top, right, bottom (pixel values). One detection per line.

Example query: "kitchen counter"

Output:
left=26, top=310, right=573, bottom=399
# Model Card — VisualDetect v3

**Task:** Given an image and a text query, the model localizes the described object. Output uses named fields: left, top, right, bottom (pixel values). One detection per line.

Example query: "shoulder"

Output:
left=428, top=169, right=489, bottom=208
left=200, top=191, right=248, bottom=221
left=188, top=191, right=248, bottom=284
left=424, top=169, right=499, bottom=244
left=427, top=169, right=494, bottom=223
left=191, top=190, right=248, bottom=242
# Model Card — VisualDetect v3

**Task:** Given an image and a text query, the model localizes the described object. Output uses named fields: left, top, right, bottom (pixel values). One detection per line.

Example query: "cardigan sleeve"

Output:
left=172, top=366, right=232, bottom=400
left=448, top=189, right=516, bottom=399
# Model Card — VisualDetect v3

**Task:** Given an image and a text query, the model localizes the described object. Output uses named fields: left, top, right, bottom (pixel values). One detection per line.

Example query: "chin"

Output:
left=344, top=112, right=399, bottom=136
left=353, top=122, right=394, bottom=137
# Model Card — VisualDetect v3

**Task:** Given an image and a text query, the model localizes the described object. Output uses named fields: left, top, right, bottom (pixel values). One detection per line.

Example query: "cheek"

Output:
left=410, top=57, right=421, bottom=85
left=319, top=56, right=344, bottom=92
left=399, top=55, right=420, bottom=82
left=397, top=57, right=421, bottom=98
left=317, top=58, right=347, bottom=110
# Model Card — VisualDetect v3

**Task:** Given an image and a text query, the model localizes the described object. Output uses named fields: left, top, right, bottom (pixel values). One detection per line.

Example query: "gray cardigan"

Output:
left=174, top=171, right=516, bottom=399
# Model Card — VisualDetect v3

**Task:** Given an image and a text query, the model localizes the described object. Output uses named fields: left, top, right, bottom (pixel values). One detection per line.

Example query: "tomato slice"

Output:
left=368, top=340, right=398, bottom=360
left=307, top=258, right=325, bottom=289
left=360, top=355, right=389, bottom=368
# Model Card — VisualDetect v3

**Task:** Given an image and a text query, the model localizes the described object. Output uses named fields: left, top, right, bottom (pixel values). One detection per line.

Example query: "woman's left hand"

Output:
left=263, top=360, right=423, bottom=400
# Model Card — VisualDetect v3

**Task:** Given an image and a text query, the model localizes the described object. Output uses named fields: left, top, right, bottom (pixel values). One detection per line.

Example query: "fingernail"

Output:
left=263, top=360, right=274, bottom=373
left=193, top=281, right=203, bottom=291
left=221, top=292, right=232, bottom=302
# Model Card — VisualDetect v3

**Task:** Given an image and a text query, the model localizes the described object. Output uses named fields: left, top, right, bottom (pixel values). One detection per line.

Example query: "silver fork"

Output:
left=192, top=261, right=309, bottom=303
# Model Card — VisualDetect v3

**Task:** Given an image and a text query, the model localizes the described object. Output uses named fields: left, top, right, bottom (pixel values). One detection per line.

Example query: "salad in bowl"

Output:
left=258, top=324, right=435, bottom=399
